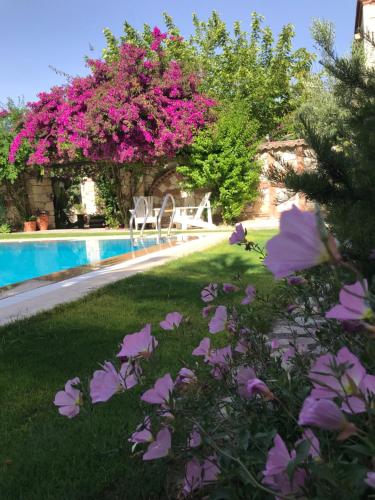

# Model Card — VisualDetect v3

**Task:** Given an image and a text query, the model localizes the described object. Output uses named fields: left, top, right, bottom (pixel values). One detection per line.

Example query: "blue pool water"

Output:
left=0, top=237, right=167, bottom=287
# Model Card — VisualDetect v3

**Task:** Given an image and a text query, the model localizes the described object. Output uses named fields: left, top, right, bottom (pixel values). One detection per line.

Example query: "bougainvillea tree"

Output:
left=9, top=28, right=215, bottom=222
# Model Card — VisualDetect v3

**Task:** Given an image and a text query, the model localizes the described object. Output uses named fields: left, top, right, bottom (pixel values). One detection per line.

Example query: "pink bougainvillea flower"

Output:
left=223, top=283, right=240, bottom=293
left=209, top=305, right=228, bottom=334
left=117, top=324, right=158, bottom=359
left=150, top=26, right=167, bottom=52
left=264, top=205, right=339, bottom=279
left=182, top=457, right=220, bottom=497
left=143, top=427, right=171, bottom=460
left=54, top=377, right=82, bottom=418
left=192, top=337, right=211, bottom=360
left=188, top=426, right=202, bottom=448
left=298, top=397, right=357, bottom=440
left=326, top=280, right=373, bottom=322
left=241, top=284, right=256, bottom=305
left=207, top=346, right=232, bottom=379
left=247, top=378, right=275, bottom=401
left=201, top=283, right=218, bottom=303
left=229, top=223, right=246, bottom=245
left=175, top=367, right=197, bottom=385
left=141, top=373, right=174, bottom=405
left=129, top=416, right=153, bottom=445
left=309, top=347, right=370, bottom=414
left=365, top=472, right=375, bottom=489
left=262, top=434, right=306, bottom=497
left=201, top=305, right=213, bottom=317
left=160, top=312, right=183, bottom=330
left=236, top=366, right=256, bottom=399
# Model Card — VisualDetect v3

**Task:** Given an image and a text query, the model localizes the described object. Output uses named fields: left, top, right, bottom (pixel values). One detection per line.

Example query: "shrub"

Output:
left=53, top=206, right=375, bottom=499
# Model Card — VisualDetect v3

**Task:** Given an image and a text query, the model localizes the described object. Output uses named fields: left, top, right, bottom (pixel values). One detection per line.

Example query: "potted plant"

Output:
left=23, top=216, right=37, bottom=232
left=36, top=209, right=49, bottom=231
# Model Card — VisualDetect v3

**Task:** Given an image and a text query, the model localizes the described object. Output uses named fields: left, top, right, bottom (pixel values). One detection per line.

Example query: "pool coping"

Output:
left=0, top=231, right=229, bottom=326
left=0, top=235, right=197, bottom=300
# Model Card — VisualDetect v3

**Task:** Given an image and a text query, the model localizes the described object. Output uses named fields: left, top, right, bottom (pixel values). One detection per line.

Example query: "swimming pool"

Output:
left=0, top=237, right=168, bottom=287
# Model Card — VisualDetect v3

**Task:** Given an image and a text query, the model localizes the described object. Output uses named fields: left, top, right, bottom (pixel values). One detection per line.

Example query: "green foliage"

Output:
left=178, top=103, right=261, bottom=223
left=278, top=21, right=375, bottom=276
left=189, top=12, right=314, bottom=137
left=95, top=173, right=122, bottom=227
left=0, top=99, right=29, bottom=183
left=0, top=223, right=11, bottom=233
left=102, top=12, right=314, bottom=222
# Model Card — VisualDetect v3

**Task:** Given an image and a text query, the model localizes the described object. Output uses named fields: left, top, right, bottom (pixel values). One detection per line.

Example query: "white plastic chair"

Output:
left=173, top=192, right=215, bottom=230
left=129, top=196, right=157, bottom=237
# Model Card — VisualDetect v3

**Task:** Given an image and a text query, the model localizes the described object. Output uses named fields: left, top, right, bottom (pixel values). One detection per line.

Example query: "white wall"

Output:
left=362, top=3, right=375, bottom=66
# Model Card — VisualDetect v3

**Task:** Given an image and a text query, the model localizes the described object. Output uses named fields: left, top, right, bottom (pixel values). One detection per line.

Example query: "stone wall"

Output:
left=242, top=139, right=316, bottom=220
left=25, top=174, right=56, bottom=228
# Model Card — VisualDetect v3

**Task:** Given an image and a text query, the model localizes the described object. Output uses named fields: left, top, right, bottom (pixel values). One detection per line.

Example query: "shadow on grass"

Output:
left=0, top=235, right=276, bottom=500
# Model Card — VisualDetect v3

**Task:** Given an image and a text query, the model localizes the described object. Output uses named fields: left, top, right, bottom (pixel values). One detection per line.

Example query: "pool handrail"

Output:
left=157, top=193, right=176, bottom=240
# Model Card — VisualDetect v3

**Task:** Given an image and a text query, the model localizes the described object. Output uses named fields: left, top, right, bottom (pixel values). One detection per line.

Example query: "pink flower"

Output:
left=90, top=361, right=141, bottom=403
left=143, top=427, right=171, bottom=460
left=309, top=347, right=371, bottom=413
left=182, top=457, right=219, bottom=496
left=207, top=346, right=232, bottom=379
left=263, top=434, right=306, bottom=497
left=188, top=427, right=202, bottom=448
left=117, top=324, right=158, bottom=359
left=236, top=366, right=256, bottom=399
left=229, top=223, right=246, bottom=245
left=235, top=337, right=250, bottom=353
left=326, top=280, right=372, bottom=322
left=201, top=283, right=218, bottom=303
left=129, top=416, right=153, bottom=445
left=223, top=283, right=240, bottom=293
left=365, top=472, right=375, bottom=489
left=202, top=305, right=213, bottom=317
left=209, top=305, right=227, bottom=334
left=175, top=367, right=197, bottom=385
left=54, top=377, right=82, bottom=418
left=160, top=312, right=183, bottom=330
left=270, top=339, right=280, bottom=350
left=141, top=373, right=174, bottom=405
left=295, top=429, right=320, bottom=459
left=247, top=378, right=275, bottom=400
left=90, top=362, right=122, bottom=403
left=264, top=205, right=339, bottom=279
left=298, top=397, right=357, bottom=439
left=192, top=337, right=211, bottom=360
left=241, top=284, right=256, bottom=305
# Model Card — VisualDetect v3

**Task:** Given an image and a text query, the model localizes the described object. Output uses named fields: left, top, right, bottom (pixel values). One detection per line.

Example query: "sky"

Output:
left=0, top=0, right=357, bottom=105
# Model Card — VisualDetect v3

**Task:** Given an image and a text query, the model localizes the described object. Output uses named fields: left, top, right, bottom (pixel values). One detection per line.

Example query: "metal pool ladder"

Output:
left=157, top=193, right=176, bottom=240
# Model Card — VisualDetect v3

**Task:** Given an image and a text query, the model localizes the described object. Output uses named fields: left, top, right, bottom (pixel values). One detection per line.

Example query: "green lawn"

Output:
left=0, top=230, right=276, bottom=500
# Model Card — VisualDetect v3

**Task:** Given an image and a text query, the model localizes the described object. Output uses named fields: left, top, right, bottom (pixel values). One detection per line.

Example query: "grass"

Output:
left=0, top=230, right=276, bottom=499
left=0, top=228, right=231, bottom=240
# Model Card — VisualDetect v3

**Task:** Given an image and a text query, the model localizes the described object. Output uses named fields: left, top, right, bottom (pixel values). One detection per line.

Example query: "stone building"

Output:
left=355, top=0, right=375, bottom=65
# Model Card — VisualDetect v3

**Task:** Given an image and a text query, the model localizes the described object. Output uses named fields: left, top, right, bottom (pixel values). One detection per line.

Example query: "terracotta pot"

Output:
left=24, top=220, right=37, bottom=232
left=37, top=214, right=49, bottom=231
